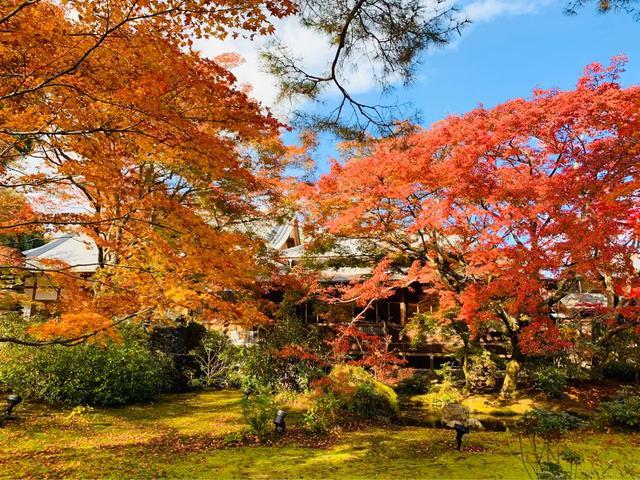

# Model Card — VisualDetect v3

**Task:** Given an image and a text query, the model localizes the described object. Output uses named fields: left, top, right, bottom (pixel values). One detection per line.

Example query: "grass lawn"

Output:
left=1, top=390, right=639, bottom=479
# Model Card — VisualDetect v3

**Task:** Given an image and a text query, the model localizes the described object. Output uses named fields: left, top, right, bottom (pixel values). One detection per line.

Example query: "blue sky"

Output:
left=199, top=1, right=640, bottom=175
left=301, top=2, right=640, bottom=174
left=407, top=2, right=640, bottom=126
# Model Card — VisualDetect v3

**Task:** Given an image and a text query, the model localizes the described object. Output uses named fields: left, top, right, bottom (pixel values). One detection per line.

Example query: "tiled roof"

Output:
left=23, top=234, right=99, bottom=273
left=22, top=221, right=299, bottom=272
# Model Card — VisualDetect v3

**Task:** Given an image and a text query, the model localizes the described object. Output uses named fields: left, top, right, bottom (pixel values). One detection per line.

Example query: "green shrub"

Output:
left=532, top=365, right=568, bottom=399
left=0, top=325, right=171, bottom=406
left=562, top=362, right=589, bottom=382
left=394, top=370, right=432, bottom=394
left=603, top=361, right=640, bottom=383
left=303, top=391, right=341, bottom=432
left=350, top=381, right=393, bottom=419
left=304, top=365, right=399, bottom=429
left=599, top=388, right=640, bottom=429
left=236, top=297, right=325, bottom=393
left=187, top=330, right=237, bottom=389
left=423, top=363, right=462, bottom=408
left=466, top=350, right=498, bottom=393
left=238, top=342, right=324, bottom=393
left=519, top=408, right=581, bottom=440
left=148, top=321, right=206, bottom=393
left=241, top=393, right=277, bottom=437
left=329, top=365, right=400, bottom=420
left=517, top=409, right=583, bottom=479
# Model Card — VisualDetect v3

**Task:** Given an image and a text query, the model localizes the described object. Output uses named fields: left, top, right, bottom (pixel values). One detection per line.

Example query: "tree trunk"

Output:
left=590, top=347, right=608, bottom=382
left=500, top=330, right=523, bottom=399
left=500, top=358, right=521, bottom=399
left=461, top=348, right=470, bottom=393
left=590, top=313, right=608, bottom=382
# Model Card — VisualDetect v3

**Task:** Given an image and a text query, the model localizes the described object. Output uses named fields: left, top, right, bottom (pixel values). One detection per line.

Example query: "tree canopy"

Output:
left=0, top=0, right=298, bottom=345
left=262, top=0, right=466, bottom=138
left=301, top=58, right=640, bottom=389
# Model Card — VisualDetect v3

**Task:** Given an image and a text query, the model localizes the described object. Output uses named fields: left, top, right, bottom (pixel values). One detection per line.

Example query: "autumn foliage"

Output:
left=302, top=58, right=640, bottom=379
left=0, top=0, right=298, bottom=343
left=2, top=0, right=640, bottom=399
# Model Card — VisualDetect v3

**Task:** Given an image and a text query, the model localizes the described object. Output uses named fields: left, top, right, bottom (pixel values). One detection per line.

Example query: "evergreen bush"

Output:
left=0, top=325, right=172, bottom=406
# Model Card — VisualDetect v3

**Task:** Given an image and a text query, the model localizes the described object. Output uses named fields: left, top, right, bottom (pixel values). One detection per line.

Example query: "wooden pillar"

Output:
left=400, top=291, right=407, bottom=326
left=32, top=276, right=38, bottom=301
left=429, top=355, right=435, bottom=371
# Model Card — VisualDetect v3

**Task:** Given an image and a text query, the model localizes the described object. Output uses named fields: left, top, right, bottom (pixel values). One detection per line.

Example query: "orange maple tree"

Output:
left=301, top=58, right=640, bottom=394
left=0, top=0, right=298, bottom=344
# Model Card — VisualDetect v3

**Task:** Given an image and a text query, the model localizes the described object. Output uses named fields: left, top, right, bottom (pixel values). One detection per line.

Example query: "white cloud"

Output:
left=435, top=0, right=554, bottom=52
left=194, top=17, right=379, bottom=119
left=462, top=0, right=554, bottom=23
left=194, top=0, right=555, bottom=115
left=193, top=26, right=287, bottom=115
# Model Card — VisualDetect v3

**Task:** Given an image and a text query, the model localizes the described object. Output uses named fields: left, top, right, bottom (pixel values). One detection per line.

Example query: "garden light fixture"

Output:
left=5, top=394, right=22, bottom=420
left=274, top=410, right=286, bottom=433
left=454, top=423, right=469, bottom=451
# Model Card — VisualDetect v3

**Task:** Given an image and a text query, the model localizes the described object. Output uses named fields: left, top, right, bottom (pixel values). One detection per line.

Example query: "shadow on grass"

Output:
left=156, top=428, right=527, bottom=480
left=3, top=391, right=640, bottom=479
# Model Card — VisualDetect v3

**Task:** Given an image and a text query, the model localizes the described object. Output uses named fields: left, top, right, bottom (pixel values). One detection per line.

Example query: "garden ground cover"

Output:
left=1, top=390, right=639, bottom=479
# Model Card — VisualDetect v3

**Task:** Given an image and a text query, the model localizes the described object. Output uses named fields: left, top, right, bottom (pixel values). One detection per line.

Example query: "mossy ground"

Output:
left=1, top=390, right=639, bottom=479
left=404, top=382, right=619, bottom=423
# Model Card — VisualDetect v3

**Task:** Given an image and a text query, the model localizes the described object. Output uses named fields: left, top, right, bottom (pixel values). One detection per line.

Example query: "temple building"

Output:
left=17, top=221, right=608, bottom=368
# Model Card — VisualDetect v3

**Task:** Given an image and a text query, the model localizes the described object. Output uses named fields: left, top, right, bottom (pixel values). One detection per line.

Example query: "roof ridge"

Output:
left=22, top=235, right=74, bottom=257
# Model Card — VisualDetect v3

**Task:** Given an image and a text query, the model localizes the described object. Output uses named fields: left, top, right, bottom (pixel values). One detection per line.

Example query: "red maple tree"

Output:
left=301, top=58, right=640, bottom=394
